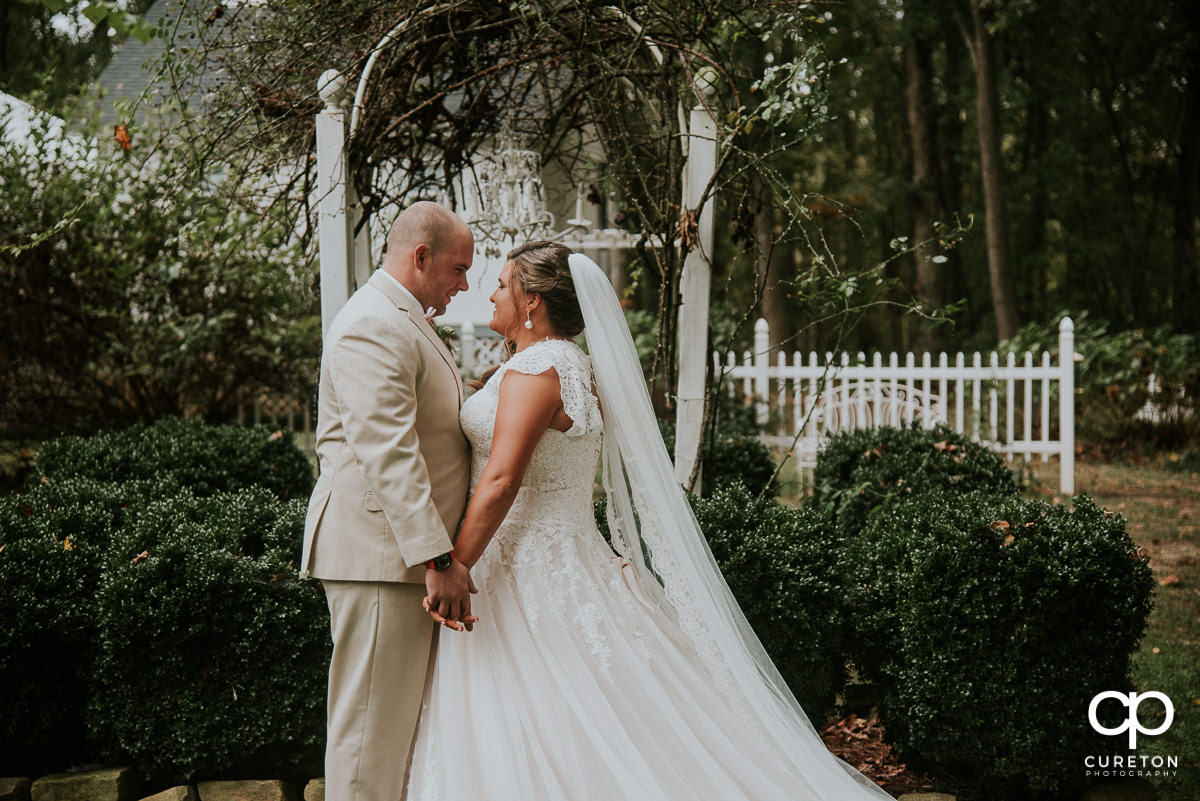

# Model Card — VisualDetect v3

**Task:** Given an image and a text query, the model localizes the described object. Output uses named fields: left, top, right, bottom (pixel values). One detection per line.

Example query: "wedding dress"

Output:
left=404, top=256, right=894, bottom=801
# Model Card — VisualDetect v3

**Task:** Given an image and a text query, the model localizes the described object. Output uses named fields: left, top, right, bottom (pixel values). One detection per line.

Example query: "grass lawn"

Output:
left=1024, top=455, right=1200, bottom=801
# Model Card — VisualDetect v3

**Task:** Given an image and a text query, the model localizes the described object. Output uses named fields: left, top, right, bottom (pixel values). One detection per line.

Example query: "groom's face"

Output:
left=422, top=229, right=474, bottom=315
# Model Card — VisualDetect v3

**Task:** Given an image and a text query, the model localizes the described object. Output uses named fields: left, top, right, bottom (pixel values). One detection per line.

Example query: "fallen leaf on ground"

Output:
left=820, top=714, right=942, bottom=796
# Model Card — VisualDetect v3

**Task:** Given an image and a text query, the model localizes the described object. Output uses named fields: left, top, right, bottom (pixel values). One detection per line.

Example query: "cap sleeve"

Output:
left=500, top=340, right=602, bottom=438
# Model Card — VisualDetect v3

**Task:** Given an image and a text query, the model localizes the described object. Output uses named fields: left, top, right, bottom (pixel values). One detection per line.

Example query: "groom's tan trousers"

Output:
left=324, top=580, right=436, bottom=801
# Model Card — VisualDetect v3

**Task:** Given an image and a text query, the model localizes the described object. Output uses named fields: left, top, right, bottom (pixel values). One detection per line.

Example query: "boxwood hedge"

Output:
left=846, top=490, right=1155, bottom=798
left=0, top=477, right=177, bottom=775
left=812, top=422, right=1019, bottom=540
left=90, top=488, right=329, bottom=786
left=34, top=417, right=314, bottom=500
left=0, top=418, right=323, bottom=784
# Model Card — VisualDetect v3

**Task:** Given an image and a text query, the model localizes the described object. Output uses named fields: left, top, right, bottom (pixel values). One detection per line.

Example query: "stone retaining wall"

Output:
left=0, top=769, right=325, bottom=801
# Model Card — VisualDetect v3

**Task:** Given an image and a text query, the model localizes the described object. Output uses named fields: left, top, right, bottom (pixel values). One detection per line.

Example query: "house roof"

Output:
left=96, top=0, right=224, bottom=125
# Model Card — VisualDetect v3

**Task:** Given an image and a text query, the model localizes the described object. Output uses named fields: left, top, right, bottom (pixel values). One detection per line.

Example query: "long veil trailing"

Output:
left=568, top=252, right=892, bottom=799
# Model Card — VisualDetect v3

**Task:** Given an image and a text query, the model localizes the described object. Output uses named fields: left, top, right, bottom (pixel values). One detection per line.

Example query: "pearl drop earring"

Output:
left=524, top=310, right=533, bottom=330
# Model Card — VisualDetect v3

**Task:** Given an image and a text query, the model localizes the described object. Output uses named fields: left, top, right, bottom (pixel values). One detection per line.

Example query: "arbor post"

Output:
left=674, top=100, right=717, bottom=491
left=315, top=69, right=358, bottom=339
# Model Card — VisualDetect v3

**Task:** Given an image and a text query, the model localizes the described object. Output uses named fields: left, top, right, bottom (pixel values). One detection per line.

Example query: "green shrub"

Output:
left=690, top=484, right=846, bottom=720
left=596, top=484, right=846, bottom=720
left=35, top=417, right=314, bottom=500
left=2, top=417, right=322, bottom=781
left=703, top=434, right=779, bottom=496
left=0, top=116, right=319, bottom=439
left=0, top=476, right=176, bottom=775
left=847, top=490, right=1155, bottom=799
left=90, top=487, right=329, bottom=786
left=659, top=421, right=779, bottom=496
left=812, top=422, right=1019, bottom=540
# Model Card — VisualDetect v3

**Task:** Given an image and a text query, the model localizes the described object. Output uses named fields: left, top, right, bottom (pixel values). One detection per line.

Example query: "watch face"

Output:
left=432, top=552, right=453, bottom=570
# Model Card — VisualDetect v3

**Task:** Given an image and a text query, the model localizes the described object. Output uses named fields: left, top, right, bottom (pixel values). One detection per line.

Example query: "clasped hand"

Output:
left=423, top=558, right=479, bottom=632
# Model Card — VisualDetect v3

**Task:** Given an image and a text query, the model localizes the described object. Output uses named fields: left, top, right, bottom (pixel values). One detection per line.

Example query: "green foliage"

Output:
left=811, top=422, right=1019, bottom=540
left=847, top=490, right=1155, bottom=799
left=0, top=421, right=325, bottom=783
left=0, top=476, right=174, bottom=775
left=35, top=417, right=315, bottom=500
left=659, top=421, right=779, bottom=497
left=0, top=110, right=319, bottom=441
left=91, top=489, right=328, bottom=785
left=799, top=0, right=1198, bottom=350
left=689, top=483, right=847, bottom=720
left=702, top=432, right=779, bottom=496
left=0, top=0, right=154, bottom=113
left=1001, top=312, right=1200, bottom=448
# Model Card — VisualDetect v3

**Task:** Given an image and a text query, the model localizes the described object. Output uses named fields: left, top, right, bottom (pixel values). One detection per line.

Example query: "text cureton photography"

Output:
left=1085, top=690, right=1181, bottom=779
left=1084, top=754, right=1180, bottom=779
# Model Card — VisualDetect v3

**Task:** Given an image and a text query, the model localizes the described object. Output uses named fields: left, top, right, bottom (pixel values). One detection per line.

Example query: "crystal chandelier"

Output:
left=464, top=126, right=590, bottom=257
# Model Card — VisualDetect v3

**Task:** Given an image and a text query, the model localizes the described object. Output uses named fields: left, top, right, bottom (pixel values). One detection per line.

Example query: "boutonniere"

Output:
left=434, top=324, right=459, bottom=355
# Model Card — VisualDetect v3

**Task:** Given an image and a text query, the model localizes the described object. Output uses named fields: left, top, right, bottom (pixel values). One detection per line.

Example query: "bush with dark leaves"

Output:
left=847, top=490, right=1154, bottom=799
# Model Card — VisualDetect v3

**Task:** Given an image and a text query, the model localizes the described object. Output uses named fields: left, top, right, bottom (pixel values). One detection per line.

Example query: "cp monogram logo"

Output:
left=1088, top=691, right=1175, bottom=749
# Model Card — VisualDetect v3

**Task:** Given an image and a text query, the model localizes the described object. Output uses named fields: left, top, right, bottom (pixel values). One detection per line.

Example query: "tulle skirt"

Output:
left=404, top=510, right=889, bottom=801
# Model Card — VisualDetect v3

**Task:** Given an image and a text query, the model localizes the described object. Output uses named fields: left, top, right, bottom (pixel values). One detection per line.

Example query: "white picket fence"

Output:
left=716, top=317, right=1077, bottom=493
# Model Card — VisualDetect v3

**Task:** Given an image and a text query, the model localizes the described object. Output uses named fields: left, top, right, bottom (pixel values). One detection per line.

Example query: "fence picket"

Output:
left=1041, top=351, right=1051, bottom=463
left=1005, top=352, right=1015, bottom=460
left=1023, top=352, right=1034, bottom=460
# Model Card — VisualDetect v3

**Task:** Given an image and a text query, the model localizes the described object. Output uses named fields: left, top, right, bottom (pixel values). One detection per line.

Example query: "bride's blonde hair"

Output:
left=470, top=242, right=583, bottom=389
left=507, top=241, right=584, bottom=338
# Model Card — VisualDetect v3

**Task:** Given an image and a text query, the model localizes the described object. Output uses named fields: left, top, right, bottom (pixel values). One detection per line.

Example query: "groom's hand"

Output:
left=424, top=559, right=478, bottom=632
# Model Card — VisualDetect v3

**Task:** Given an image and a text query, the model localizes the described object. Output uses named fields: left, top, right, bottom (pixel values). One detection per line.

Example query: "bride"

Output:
left=405, top=242, right=893, bottom=800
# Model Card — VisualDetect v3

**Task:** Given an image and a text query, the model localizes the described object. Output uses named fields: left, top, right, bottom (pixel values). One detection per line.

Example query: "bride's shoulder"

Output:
left=505, top=338, right=589, bottom=377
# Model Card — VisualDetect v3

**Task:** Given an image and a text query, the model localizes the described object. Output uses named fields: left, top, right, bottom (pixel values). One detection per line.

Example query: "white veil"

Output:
left=568, top=252, right=892, bottom=798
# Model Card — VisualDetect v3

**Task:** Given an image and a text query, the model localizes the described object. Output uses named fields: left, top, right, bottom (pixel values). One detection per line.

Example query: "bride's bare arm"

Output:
left=452, top=368, right=567, bottom=569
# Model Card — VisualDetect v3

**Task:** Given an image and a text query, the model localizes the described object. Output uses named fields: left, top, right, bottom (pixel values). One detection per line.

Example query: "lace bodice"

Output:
left=459, top=339, right=603, bottom=536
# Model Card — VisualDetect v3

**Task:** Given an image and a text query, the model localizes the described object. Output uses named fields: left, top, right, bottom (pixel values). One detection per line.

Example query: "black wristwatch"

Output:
left=425, top=551, right=455, bottom=571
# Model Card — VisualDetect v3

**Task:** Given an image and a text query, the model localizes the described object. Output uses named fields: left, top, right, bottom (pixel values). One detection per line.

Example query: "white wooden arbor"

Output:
left=314, top=8, right=719, bottom=490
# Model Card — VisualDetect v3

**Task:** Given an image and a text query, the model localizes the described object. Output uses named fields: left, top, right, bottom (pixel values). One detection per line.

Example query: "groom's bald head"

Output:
left=383, top=201, right=474, bottom=315
left=385, top=201, right=471, bottom=265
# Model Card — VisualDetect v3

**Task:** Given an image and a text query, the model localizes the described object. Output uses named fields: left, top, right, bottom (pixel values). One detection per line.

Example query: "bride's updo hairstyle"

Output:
left=507, top=241, right=585, bottom=338
left=469, top=241, right=584, bottom=390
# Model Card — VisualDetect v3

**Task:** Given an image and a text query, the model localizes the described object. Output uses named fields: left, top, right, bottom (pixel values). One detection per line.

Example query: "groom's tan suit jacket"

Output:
left=302, top=270, right=470, bottom=583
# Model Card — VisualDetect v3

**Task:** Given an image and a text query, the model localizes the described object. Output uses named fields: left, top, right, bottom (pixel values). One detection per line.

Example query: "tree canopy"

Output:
left=160, top=0, right=1197, bottom=354
left=2, top=0, right=1196, bottom=441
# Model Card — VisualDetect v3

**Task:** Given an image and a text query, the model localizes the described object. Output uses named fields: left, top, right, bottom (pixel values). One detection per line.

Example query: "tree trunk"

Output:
left=751, top=175, right=787, bottom=349
left=1173, top=5, right=1200, bottom=332
left=941, top=31, right=968, bottom=328
left=904, top=36, right=942, bottom=350
left=961, top=2, right=1020, bottom=341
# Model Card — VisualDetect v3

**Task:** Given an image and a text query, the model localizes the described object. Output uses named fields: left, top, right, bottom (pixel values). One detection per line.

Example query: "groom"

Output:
left=302, top=201, right=476, bottom=801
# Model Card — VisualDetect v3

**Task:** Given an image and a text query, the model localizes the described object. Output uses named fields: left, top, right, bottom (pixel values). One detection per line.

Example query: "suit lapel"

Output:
left=368, top=271, right=465, bottom=406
